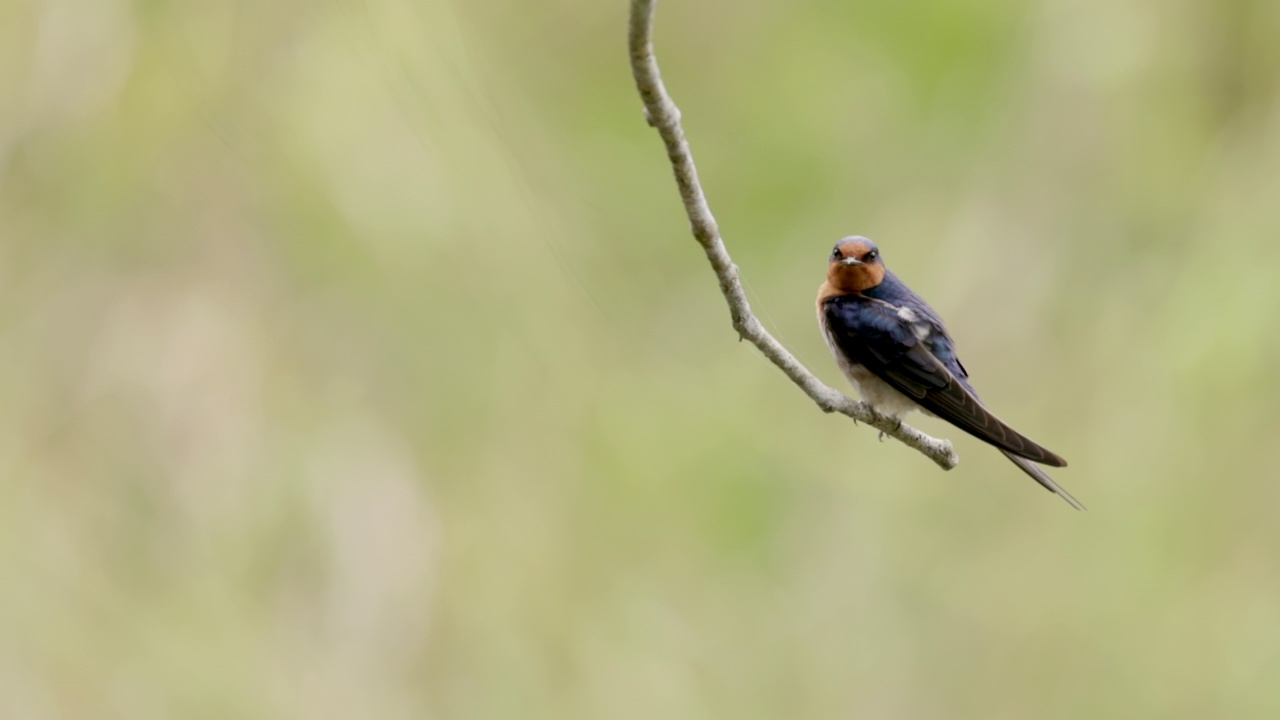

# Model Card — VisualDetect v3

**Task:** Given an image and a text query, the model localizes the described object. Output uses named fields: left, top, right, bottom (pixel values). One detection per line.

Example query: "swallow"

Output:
left=817, top=236, right=1083, bottom=509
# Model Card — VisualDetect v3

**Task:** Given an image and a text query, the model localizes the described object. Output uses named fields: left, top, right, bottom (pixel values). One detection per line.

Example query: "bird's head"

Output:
left=827, top=236, right=886, bottom=294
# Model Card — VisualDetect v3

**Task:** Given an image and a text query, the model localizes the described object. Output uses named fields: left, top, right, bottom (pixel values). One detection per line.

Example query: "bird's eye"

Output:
left=831, top=248, right=841, bottom=260
left=865, top=250, right=878, bottom=262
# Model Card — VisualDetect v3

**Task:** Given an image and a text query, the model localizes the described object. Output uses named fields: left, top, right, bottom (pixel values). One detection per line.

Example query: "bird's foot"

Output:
left=877, top=417, right=902, bottom=442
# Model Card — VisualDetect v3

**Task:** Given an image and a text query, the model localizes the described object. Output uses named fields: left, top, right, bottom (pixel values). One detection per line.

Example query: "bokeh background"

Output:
left=2, top=0, right=1279, bottom=717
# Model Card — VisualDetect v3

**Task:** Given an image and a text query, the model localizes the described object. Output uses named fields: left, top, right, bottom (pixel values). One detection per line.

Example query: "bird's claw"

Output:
left=877, top=417, right=902, bottom=442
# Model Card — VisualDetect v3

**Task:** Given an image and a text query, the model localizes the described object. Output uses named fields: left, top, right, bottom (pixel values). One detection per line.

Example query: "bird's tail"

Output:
left=1002, top=452, right=1086, bottom=511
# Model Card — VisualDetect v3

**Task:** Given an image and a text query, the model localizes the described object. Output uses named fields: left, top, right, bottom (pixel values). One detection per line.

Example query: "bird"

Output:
left=817, top=236, right=1083, bottom=509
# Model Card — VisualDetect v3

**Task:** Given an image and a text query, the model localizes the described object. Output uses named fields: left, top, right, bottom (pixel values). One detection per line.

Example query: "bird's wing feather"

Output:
left=824, top=297, right=1067, bottom=467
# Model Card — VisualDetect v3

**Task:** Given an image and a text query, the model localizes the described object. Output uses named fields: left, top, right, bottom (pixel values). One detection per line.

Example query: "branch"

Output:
left=627, top=0, right=958, bottom=470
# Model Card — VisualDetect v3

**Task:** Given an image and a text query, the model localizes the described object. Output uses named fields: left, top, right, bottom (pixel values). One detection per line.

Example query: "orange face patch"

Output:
left=827, top=240, right=885, bottom=294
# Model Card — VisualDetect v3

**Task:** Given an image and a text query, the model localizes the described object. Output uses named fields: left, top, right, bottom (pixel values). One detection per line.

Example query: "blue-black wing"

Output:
left=823, top=295, right=1067, bottom=468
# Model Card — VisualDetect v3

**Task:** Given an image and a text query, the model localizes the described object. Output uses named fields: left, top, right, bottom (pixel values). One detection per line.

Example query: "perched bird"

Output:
left=817, top=236, right=1083, bottom=509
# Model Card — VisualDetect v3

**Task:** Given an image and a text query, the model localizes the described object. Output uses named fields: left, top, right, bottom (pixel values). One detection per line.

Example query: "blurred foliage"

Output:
left=2, top=0, right=1280, bottom=717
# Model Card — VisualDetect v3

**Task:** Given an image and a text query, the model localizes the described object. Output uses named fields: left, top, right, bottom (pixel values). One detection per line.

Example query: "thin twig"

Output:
left=627, top=0, right=958, bottom=470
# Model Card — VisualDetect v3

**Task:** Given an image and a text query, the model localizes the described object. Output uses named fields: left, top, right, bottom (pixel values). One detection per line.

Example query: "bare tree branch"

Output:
left=627, top=0, right=959, bottom=470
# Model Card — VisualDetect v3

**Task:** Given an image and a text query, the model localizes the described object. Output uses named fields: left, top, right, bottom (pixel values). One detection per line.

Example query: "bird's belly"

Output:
left=841, top=363, right=922, bottom=419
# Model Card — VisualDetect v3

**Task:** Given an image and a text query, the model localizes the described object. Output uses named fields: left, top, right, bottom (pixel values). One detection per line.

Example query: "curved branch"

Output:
left=627, top=0, right=958, bottom=470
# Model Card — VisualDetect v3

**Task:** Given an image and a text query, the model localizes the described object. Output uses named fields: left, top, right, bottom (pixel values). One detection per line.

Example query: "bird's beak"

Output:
left=840, top=257, right=863, bottom=266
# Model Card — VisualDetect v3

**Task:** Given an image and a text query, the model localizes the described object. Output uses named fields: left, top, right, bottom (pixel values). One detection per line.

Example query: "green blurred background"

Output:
left=2, top=0, right=1279, bottom=717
